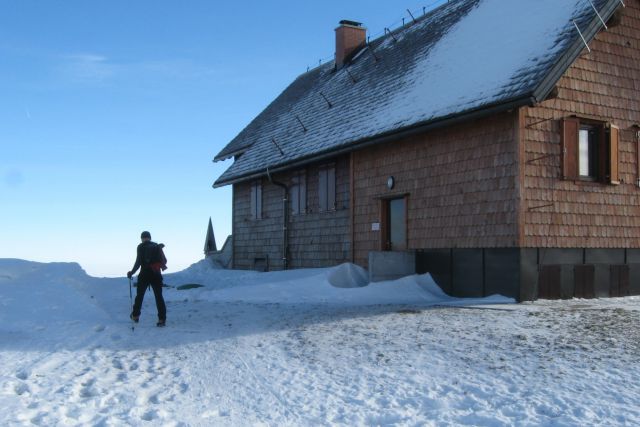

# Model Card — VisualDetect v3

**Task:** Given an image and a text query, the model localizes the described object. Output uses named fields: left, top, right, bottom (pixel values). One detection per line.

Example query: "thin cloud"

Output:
left=56, top=53, right=221, bottom=87
left=58, top=53, right=115, bottom=84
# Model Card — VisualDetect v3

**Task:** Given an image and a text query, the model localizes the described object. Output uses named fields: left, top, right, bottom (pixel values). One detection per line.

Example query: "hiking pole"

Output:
left=129, top=277, right=135, bottom=332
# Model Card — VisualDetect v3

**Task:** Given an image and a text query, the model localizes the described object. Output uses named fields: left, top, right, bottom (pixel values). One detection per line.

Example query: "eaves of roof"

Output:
left=213, top=92, right=535, bottom=188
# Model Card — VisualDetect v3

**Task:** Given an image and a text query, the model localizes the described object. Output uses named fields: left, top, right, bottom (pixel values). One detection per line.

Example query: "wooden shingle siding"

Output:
left=523, top=1, right=640, bottom=248
left=352, top=112, right=519, bottom=267
left=232, top=156, right=350, bottom=270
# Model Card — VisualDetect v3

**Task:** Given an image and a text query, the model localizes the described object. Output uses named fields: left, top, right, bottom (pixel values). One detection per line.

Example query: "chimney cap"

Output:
left=339, top=20, right=363, bottom=27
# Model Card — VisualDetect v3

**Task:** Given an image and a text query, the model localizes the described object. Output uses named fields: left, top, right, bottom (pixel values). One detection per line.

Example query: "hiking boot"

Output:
left=130, top=314, right=139, bottom=323
left=156, top=319, right=166, bottom=327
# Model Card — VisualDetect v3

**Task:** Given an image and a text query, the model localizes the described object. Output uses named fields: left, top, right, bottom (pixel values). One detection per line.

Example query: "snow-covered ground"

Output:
left=1, top=258, right=639, bottom=426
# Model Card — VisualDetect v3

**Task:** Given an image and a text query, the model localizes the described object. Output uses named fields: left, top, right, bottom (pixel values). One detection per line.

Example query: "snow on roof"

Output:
left=214, top=0, right=619, bottom=187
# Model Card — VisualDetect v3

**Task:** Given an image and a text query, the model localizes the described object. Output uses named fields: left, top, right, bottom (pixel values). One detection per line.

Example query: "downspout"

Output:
left=267, top=168, right=290, bottom=270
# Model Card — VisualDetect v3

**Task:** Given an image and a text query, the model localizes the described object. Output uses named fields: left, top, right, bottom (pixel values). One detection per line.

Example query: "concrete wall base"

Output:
left=369, top=251, right=416, bottom=282
left=416, top=247, right=640, bottom=302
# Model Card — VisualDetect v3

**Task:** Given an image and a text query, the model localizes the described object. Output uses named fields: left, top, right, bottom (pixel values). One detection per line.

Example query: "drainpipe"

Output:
left=267, top=169, right=290, bottom=270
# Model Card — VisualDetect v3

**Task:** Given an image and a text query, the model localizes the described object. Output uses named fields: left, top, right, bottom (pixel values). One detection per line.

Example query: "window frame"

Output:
left=578, top=124, right=600, bottom=181
left=561, top=116, right=619, bottom=185
left=318, top=163, right=336, bottom=212
left=290, top=170, right=307, bottom=215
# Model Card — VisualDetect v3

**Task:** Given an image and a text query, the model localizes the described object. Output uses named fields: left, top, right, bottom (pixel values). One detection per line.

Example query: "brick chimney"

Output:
left=335, top=20, right=366, bottom=69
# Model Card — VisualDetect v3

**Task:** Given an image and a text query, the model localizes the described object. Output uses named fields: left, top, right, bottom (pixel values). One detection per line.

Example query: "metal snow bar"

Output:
left=345, top=67, right=357, bottom=83
left=528, top=203, right=554, bottom=211
left=295, top=115, right=307, bottom=132
left=618, top=0, right=625, bottom=7
left=270, top=137, right=285, bottom=156
left=407, top=9, right=417, bottom=24
left=588, top=0, right=608, bottom=30
left=367, top=44, right=380, bottom=62
left=573, top=20, right=591, bottom=53
left=384, top=28, right=398, bottom=42
left=319, top=92, right=333, bottom=108
left=525, top=116, right=556, bottom=129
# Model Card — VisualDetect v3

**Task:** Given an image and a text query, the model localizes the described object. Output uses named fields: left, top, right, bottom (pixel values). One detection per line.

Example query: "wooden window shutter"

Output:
left=256, top=181, right=262, bottom=219
left=319, top=168, right=327, bottom=212
left=608, top=124, right=620, bottom=184
left=291, top=172, right=307, bottom=215
left=328, top=166, right=336, bottom=210
left=300, top=171, right=307, bottom=213
left=562, top=117, right=579, bottom=180
left=250, top=182, right=256, bottom=219
left=251, top=180, right=262, bottom=220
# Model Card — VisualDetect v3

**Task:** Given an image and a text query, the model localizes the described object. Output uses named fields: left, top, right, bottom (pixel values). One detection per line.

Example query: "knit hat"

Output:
left=140, top=231, right=151, bottom=239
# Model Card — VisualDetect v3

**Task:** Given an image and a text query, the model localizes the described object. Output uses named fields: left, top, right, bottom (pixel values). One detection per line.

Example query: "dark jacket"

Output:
left=130, top=241, right=167, bottom=275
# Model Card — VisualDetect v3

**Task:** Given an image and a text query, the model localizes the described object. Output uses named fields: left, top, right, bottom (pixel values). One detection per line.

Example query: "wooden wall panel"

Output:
left=352, top=112, right=519, bottom=267
left=232, top=155, right=350, bottom=270
left=523, top=2, right=640, bottom=248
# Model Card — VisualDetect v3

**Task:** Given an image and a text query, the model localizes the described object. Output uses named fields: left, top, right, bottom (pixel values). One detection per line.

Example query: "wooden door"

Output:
left=382, top=197, right=407, bottom=251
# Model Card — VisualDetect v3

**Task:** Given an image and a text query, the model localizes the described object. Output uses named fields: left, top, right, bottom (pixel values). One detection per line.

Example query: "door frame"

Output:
left=380, top=194, right=408, bottom=251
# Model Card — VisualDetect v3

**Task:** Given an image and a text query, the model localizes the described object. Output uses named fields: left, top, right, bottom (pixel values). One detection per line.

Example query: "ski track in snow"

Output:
left=1, top=259, right=639, bottom=426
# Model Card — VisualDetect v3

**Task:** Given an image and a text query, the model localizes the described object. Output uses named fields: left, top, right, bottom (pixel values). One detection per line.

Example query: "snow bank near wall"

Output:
left=0, top=258, right=515, bottom=310
left=327, top=263, right=368, bottom=288
left=182, top=262, right=514, bottom=307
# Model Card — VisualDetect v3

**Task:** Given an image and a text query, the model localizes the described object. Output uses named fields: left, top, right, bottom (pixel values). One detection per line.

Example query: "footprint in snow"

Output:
left=78, top=378, right=97, bottom=398
left=14, top=381, right=30, bottom=396
left=141, top=410, right=158, bottom=421
left=16, top=370, right=29, bottom=380
left=201, top=409, right=230, bottom=418
left=93, top=324, right=106, bottom=332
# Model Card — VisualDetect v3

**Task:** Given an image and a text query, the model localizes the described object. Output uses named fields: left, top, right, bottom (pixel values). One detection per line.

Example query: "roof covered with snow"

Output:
left=213, top=0, right=621, bottom=187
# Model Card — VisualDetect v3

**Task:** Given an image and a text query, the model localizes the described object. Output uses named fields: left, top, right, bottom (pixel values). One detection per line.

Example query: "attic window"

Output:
left=562, top=117, right=619, bottom=184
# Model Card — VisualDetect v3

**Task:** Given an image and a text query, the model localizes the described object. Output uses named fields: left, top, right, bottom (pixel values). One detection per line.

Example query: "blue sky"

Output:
left=0, top=0, right=444, bottom=277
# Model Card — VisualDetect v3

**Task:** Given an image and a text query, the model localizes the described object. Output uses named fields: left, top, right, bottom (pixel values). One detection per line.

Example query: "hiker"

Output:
left=127, top=231, right=167, bottom=327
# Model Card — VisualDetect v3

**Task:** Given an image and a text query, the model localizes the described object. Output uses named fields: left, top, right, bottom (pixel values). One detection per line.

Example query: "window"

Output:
left=250, top=180, right=262, bottom=220
left=318, top=164, right=336, bottom=212
left=562, top=117, right=619, bottom=184
left=290, top=171, right=307, bottom=215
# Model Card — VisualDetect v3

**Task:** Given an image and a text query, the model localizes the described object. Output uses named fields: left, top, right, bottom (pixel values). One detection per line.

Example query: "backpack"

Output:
left=142, top=242, right=167, bottom=272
